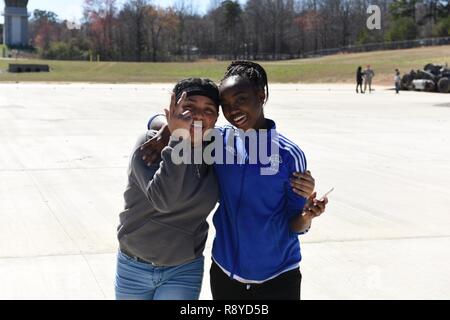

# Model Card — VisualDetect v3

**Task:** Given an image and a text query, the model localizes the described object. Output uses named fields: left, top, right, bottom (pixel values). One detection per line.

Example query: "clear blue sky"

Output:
left=1, top=0, right=228, bottom=23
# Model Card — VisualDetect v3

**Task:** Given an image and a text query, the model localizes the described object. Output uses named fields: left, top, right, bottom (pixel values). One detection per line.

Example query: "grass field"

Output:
left=0, top=45, right=449, bottom=84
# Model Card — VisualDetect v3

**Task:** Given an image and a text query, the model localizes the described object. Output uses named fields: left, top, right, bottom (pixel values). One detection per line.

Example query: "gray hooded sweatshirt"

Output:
left=117, top=130, right=219, bottom=266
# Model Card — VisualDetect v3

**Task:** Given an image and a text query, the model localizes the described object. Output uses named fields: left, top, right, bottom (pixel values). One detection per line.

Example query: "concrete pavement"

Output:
left=0, top=83, right=449, bottom=299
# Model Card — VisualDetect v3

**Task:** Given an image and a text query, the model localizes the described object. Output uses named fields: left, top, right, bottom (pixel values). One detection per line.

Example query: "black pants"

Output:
left=210, top=261, right=302, bottom=300
left=356, top=82, right=363, bottom=93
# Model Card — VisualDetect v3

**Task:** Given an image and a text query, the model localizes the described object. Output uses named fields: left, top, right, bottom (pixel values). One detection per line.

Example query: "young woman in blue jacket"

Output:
left=209, top=61, right=328, bottom=300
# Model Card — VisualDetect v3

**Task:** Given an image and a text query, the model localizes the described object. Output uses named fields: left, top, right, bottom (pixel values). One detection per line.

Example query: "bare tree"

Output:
left=30, top=0, right=450, bottom=61
left=119, top=0, right=149, bottom=61
left=146, top=6, right=179, bottom=61
left=83, top=0, right=118, bottom=60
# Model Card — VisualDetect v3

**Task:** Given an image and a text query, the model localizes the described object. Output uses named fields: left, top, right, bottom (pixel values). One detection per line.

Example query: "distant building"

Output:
left=0, top=23, right=3, bottom=44
left=2, top=0, right=29, bottom=47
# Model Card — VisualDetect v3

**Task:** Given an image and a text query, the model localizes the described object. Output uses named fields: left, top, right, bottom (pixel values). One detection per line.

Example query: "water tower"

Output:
left=2, top=0, right=29, bottom=46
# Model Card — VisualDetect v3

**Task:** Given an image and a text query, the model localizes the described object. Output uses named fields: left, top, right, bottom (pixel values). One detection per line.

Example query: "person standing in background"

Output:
left=394, top=69, right=401, bottom=94
left=356, top=66, right=364, bottom=94
left=363, top=65, right=375, bottom=93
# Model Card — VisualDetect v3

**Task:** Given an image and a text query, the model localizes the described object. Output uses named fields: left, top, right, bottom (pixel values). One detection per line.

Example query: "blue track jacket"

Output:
left=212, top=119, right=308, bottom=282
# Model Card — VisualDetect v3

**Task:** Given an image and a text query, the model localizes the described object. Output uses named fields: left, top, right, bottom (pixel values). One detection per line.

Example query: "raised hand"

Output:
left=139, top=92, right=192, bottom=166
left=166, top=92, right=192, bottom=140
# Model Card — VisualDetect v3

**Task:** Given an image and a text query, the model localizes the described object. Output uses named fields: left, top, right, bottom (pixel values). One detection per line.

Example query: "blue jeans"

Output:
left=115, top=250, right=204, bottom=300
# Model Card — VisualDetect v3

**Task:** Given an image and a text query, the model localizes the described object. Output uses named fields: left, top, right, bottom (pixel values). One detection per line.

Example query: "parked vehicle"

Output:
left=401, top=63, right=450, bottom=93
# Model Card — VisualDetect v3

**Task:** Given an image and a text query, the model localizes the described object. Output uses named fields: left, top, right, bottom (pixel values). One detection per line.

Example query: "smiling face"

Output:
left=181, top=95, right=219, bottom=145
left=219, top=76, right=266, bottom=131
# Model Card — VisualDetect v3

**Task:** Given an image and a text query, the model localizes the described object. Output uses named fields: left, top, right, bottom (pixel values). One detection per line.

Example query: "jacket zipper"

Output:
left=231, top=163, right=247, bottom=278
left=230, top=135, right=249, bottom=278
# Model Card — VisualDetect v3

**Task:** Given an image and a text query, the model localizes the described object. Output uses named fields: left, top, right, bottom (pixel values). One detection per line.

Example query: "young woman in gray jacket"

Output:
left=115, top=78, right=221, bottom=300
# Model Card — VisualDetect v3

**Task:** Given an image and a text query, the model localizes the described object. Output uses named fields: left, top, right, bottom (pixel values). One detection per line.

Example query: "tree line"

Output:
left=26, top=0, right=450, bottom=61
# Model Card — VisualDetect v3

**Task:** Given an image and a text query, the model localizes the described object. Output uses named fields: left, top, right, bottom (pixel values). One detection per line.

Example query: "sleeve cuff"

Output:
left=292, top=227, right=310, bottom=236
left=147, top=114, right=166, bottom=130
left=168, top=136, right=186, bottom=148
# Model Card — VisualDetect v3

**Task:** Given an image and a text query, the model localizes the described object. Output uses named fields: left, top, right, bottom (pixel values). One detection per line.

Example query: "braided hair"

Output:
left=221, top=61, right=269, bottom=103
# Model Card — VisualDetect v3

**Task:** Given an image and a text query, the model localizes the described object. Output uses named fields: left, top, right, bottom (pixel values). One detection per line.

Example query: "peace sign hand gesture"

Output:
left=165, top=92, right=193, bottom=140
